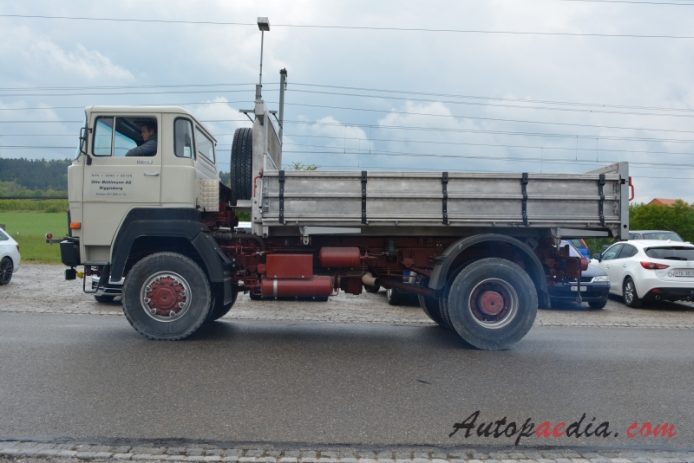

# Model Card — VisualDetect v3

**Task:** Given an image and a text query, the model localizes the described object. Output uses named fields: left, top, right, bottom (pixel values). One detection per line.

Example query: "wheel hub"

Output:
left=141, top=273, right=191, bottom=321
left=468, top=278, right=519, bottom=329
left=477, top=290, right=505, bottom=316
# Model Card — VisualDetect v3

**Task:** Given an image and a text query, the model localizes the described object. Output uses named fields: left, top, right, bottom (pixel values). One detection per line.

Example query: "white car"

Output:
left=593, top=240, right=694, bottom=307
left=0, top=228, right=21, bottom=285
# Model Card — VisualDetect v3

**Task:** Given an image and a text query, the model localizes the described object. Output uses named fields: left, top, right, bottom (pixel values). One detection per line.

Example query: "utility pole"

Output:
left=279, top=68, right=287, bottom=143
left=256, top=17, right=270, bottom=101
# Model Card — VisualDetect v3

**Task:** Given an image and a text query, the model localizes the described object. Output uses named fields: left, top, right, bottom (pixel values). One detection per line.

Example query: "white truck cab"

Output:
left=67, top=106, right=222, bottom=265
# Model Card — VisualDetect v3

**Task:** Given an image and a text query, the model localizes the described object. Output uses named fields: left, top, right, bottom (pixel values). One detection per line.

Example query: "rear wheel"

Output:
left=418, top=278, right=449, bottom=329
left=623, top=277, right=643, bottom=308
left=386, top=288, right=402, bottom=305
left=230, top=128, right=253, bottom=201
left=446, top=258, right=537, bottom=350
left=0, top=257, right=14, bottom=285
left=122, top=252, right=212, bottom=340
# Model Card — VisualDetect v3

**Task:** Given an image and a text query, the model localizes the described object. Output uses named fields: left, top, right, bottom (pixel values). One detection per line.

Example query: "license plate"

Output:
left=571, top=286, right=588, bottom=291
left=672, top=270, right=694, bottom=277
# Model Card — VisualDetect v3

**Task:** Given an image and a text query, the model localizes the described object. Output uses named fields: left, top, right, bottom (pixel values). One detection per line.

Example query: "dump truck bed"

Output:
left=256, top=163, right=629, bottom=239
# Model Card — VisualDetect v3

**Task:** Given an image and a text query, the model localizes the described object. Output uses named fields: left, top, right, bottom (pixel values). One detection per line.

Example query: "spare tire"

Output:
left=231, top=127, right=253, bottom=200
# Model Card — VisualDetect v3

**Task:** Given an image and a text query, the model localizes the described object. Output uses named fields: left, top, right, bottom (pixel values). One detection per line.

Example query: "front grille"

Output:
left=568, top=277, right=594, bottom=283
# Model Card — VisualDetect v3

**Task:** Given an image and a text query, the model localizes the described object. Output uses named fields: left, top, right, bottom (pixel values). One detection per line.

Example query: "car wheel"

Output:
left=622, top=277, right=643, bottom=308
left=0, top=257, right=14, bottom=285
left=588, top=299, right=607, bottom=309
left=386, top=288, right=402, bottom=306
left=364, top=284, right=380, bottom=294
left=206, top=289, right=238, bottom=322
left=122, top=252, right=212, bottom=340
left=445, top=258, right=538, bottom=350
left=94, top=295, right=116, bottom=303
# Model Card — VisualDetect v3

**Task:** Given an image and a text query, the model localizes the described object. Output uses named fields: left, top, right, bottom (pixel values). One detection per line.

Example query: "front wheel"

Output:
left=446, top=258, right=537, bottom=350
left=206, top=288, right=238, bottom=322
left=623, top=277, right=643, bottom=308
left=588, top=299, right=608, bottom=309
left=122, top=252, right=212, bottom=340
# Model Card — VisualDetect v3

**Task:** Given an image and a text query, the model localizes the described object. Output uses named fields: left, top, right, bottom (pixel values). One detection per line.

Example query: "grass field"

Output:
left=0, top=212, right=67, bottom=264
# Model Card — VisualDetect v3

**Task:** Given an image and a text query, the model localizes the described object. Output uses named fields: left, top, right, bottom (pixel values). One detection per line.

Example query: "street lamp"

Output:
left=256, top=17, right=270, bottom=100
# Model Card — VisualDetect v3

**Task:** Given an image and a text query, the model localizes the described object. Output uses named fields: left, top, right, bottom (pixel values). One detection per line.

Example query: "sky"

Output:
left=1, top=0, right=694, bottom=204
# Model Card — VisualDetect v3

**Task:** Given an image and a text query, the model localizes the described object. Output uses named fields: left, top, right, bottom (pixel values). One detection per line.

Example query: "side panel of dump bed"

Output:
left=258, top=163, right=628, bottom=239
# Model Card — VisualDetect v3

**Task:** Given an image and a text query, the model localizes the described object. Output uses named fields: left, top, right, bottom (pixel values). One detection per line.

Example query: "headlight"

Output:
left=591, top=276, right=609, bottom=283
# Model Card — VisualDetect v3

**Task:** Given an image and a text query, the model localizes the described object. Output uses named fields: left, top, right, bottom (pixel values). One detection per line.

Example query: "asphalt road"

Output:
left=1, top=313, right=693, bottom=451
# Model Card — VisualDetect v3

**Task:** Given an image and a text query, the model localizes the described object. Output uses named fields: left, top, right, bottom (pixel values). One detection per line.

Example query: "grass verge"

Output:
left=0, top=212, right=68, bottom=264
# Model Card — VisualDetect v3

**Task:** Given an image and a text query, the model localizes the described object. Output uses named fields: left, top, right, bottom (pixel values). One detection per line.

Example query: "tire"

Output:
left=364, top=284, right=380, bottom=294
left=230, top=127, right=253, bottom=201
left=94, top=295, right=116, bottom=303
left=622, top=277, right=643, bottom=308
left=418, top=278, right=449, bottom=329
left=386, top=288, right=402, bottom=305
left=122, top=252, right=212, bottom=340
left=446, top=258, right=538, bottom=350
left=0, top=257, right=13, bottom=285
left=206, top=289, right=238, bottom=322
left=588, top=299, right=608, bottom=309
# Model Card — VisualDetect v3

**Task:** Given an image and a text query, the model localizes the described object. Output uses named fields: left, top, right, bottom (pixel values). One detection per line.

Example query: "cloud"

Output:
left=0, top=25, right=133, bottom=82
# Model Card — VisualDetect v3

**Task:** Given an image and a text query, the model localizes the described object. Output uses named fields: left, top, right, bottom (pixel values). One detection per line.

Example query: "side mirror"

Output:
left=79, top=126, right=92, bottom=165
left=593, top=253, right=602, bottom=262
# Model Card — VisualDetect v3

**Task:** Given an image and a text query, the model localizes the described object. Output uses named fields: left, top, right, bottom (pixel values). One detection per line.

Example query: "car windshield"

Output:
left=641, top=232, right=683, bottom=241
left=645, top=247, right=694, bottom=261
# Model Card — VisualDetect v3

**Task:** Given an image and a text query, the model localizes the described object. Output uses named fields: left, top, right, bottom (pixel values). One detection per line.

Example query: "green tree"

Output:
left=288, top=161, right=319, bottom=171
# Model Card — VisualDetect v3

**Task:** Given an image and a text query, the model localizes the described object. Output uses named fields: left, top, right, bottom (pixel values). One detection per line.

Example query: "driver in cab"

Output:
left=126, top=121, right=157, bottom=156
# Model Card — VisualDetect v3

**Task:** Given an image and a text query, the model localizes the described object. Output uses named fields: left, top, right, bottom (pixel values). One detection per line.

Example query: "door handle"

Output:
left=144, top=172, right=160, bottom=176
left=622, top=264, right=626, bottom=268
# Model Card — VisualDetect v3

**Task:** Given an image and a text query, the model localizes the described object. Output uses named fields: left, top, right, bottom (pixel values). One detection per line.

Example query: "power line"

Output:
left=288, top=89, right=694, bottom=119
left=2, top=14, right=694, bottom=39
left=4, top=118, right=694, bottom=144
left=281, top=147, right=694, bottom=169
left=0, top=89, right=253, bottom=98
left=0, top=83, right=262, bottom=92
left=289, top=83, right=694, bottom=114
left=0, top=101, right=252, bottom=112
left=4, top=142, right=693, bottom=170
left=4, top=99, right=693, bottom=135
left=283, top=133, right=694, bottom=157
left=558, top=0, right=694, bottom=5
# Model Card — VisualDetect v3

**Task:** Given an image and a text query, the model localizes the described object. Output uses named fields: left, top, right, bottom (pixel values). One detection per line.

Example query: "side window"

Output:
left=602, top=244, right=623, bottom=261
left=195, top=127, right=215, bottom=163
left=92, top=116, right=158, bottom=157
left=0, top=230, right=8, bottom=241
left=174, top=119, right=194, bottom=158
left=93, top=117, right=114, bottom=156
left=618, top=244, right=637, bottom=259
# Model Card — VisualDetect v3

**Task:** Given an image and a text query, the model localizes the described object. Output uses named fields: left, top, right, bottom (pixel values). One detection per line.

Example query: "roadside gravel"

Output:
left=1, top=264, right=693, bottom=328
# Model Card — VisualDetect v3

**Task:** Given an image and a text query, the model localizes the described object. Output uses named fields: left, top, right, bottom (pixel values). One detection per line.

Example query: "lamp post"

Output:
left=256, top=17, right=270, bottom=101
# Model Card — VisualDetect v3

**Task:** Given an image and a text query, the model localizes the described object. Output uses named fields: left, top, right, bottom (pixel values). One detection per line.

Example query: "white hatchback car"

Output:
left=0, top=228, right=21, bottom=285
left=593, top=240, right=694, bottom=307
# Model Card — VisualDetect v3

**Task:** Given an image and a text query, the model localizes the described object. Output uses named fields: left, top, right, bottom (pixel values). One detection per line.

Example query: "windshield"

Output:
left=642, top=231, right=683, bottom=241
left=645, top=247, right=694, bottom=261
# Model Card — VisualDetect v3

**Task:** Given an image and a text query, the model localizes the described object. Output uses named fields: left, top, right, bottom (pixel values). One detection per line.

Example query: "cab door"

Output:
left=81, top=114, right=162, bottom=263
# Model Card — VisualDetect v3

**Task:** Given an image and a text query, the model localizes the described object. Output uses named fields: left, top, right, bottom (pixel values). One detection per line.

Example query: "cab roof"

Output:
left=83, top=105, right=216, bottom=142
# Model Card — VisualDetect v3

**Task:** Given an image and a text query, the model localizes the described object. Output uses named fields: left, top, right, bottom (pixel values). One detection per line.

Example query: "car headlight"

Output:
left=591, top=276, right=609, bottom=283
